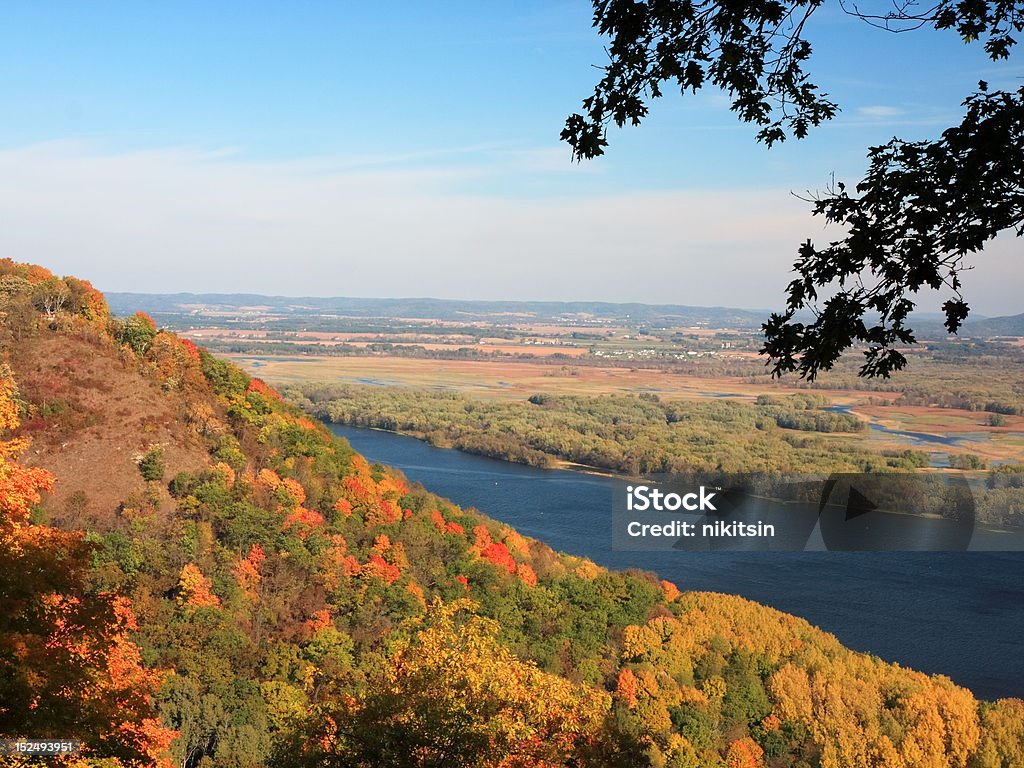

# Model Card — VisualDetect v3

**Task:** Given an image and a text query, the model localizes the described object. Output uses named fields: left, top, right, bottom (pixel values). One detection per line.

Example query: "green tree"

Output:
left=564, top=0, right=1023, bottom=378
left=118, top=311, right=159, bottom=355
left=139, top=446, right=167, bottom=482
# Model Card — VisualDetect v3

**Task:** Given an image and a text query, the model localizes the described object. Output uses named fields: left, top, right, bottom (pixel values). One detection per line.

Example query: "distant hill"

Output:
left=912, top=312, right=1024, bottom=340
left=106, top=292, right=773, bottom=328
left=956, top=312, right=1024, bottom=337
left=108, top=292, right=1021, bottom=339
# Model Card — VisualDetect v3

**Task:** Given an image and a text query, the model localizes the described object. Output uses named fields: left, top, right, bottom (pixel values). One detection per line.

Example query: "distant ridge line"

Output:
left=105, top=292, right=775, bottom=325
left=106, top=292, right=1020, bottom=335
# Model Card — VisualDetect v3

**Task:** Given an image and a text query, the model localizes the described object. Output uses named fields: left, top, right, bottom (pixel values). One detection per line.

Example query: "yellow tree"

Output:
left=278, top=599, right=610, bottom=768
left=970, top=699, right=1024, bottom=768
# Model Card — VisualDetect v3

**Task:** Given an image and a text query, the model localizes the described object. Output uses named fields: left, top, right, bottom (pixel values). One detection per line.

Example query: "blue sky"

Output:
left=1, top=1, right=1020, bottom=311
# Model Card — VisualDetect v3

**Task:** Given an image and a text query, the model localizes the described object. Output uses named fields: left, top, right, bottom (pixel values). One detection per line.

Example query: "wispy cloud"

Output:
left=856, top=105, right=904, bottom=119
left=0, top=141, right=1016, bottom=313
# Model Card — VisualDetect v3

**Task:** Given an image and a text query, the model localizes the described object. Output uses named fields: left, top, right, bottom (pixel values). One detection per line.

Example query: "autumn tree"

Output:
left=32, top=277, right=70, bottom=321
left=274, top=599, right=610, bottom=768
left=117, top=311, right=159, bottom=356
left=564, top=0, right=1024, bottom=378
left=0, top=367, right=55, bottom=518
left=970, top=699, right=1024, bottom=768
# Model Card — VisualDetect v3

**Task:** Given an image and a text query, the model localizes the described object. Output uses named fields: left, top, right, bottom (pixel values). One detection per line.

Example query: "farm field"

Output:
left=227, top=353, right=810, bottom=400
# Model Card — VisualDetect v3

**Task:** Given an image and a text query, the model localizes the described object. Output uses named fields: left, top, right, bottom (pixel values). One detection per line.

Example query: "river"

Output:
left=328, top=424, right=1024, bottom=701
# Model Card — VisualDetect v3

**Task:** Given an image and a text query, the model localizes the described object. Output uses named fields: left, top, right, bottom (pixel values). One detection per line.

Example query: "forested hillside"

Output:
left=2, top=259, right=1023, bottom=768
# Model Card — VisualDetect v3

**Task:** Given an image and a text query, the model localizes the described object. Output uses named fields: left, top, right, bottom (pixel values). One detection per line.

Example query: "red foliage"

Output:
left=374, top=498, right=402, bottom=525
left=282, top=506, right=326, bottom=538
left=0, top=370, right=175, bottom=763
left=431, top=509, right=465, bottom=535
left=365, top=554, right=401, bottom=585
left=1, top=371, right=55, bottom=520
left=22, top=262, right=57, bottom=284
left=336, top=459, right=409, bottom=527
left=456, top=575, right=470, bottom=592
left=65, top=277, right=109, bottom=322
left=305, top=609, right=333, bottom=634
left=246, top=377, right=284, bottom=402
left=179, top=338, right=201, bottom=362
left=378, top=474, right=409, bottom=497
left=1, top=515, right=177, bottom=764
left=341, top=475, right=374, bottom=506
left=134, top=311, right=157, bottom=331
left=481, top=542, right=517, bottom=575
left=320, top=540, right=363, bottom=587
left=122, top=716, right=177, bottom=768
left=0, top=458, right=55, bottom=520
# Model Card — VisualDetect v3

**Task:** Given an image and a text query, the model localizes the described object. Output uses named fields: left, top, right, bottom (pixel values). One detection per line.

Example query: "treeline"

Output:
left=754, top=394, right=866, bottom=433
left=197, top=338, right=562, bottom=361
left=752, top=349, right=1024, bottom=415
left=289, top=385, right=937, bottom=478
left=158, top=315, right=522, bottom=338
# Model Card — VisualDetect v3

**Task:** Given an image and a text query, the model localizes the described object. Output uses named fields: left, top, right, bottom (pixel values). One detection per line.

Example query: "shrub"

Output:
left=139, top=446, right=165, bottom=482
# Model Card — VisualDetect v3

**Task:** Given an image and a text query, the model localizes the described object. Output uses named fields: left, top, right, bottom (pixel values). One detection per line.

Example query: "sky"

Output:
left=0, top=1, right=1020, bottom=313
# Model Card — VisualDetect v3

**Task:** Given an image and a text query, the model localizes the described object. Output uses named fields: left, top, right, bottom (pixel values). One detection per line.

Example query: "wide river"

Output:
left=329, top=424, right=1024, bottom=701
